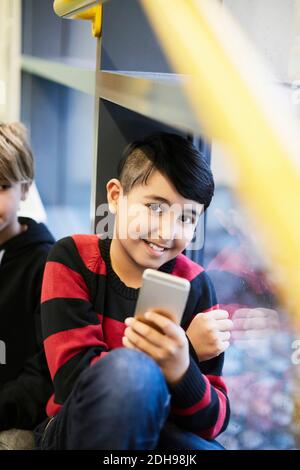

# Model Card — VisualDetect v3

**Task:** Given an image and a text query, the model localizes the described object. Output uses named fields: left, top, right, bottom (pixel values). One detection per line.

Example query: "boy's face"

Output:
left=0, top=182, right=27, bottom=234
left=107, top=170, right=203, bottom=270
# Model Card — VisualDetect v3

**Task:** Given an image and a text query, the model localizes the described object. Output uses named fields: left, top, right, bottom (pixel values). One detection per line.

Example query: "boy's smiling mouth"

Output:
left=141, top=239, right=170, bottom=256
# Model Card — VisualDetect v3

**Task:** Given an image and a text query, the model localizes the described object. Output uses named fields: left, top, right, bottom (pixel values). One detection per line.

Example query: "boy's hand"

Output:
left=186, top=310, right=233, bottom=362
left=123, top=310, right=189, bottom=387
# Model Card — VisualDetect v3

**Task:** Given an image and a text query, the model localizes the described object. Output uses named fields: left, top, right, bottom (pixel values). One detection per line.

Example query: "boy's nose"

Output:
left=158, top=219, right=177, bottom=243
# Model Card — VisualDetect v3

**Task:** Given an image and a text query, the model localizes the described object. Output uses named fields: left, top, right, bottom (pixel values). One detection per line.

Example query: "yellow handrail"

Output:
left=140, top=0, right=300, bottom=324
left=53, top=0, right=102, bottom=37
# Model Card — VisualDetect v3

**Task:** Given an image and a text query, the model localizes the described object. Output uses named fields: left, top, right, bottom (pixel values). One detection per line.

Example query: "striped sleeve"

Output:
left=41, top=236, right=109, bottom=412
left=169, top=267, right=230, bottom=439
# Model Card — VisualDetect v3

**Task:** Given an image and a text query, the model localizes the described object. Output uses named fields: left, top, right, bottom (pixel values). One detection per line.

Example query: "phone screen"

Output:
left=134, top=268, right=190, bottom=325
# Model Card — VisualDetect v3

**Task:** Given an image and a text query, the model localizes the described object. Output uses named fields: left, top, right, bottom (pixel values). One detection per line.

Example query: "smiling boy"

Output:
left=36, top=132, right=232, bottom=450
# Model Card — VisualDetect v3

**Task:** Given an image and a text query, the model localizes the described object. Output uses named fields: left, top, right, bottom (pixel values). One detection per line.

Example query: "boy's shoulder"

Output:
left=0, top=217, right=54, bottom=267
left=51, top=234, right=106, bottom=275
left=172, top=251, right=205, bottom=282
left=173, top=253, right=218, bottom=308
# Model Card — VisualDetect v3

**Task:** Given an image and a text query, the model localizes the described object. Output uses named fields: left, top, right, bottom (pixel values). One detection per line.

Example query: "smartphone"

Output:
left=134, top=268, right=190, bottom=325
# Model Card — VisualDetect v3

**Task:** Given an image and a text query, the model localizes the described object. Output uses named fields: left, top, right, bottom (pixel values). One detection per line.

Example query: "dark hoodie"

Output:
left=0, top=217, right=55, bottom=431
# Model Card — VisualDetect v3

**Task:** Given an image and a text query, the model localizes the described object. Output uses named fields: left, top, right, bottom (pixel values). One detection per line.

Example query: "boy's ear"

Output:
left=21, top=182, right=31, bottom=201
left=106, top=178, right=122, bottom=215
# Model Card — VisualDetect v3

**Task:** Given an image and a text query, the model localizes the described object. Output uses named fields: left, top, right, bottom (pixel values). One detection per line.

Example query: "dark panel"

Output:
left=22, top=0, right=96, bottom=64
left=60, top=18, right=97, bottom=66
left=62, top=88, right=94, bottom=207
left=101, top=0, right=171, bottom=73
left=21, top=73, right=64, bottom=205
left=22, top=0, right=63, bottom=58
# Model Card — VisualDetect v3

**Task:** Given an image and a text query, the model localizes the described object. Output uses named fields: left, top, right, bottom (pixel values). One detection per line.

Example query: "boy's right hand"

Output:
left=186, top=310, right=233, bottom=362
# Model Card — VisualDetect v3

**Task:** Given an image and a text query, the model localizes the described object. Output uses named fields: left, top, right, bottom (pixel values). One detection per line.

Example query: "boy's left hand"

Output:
left=123, top=310, right=189, bottom=387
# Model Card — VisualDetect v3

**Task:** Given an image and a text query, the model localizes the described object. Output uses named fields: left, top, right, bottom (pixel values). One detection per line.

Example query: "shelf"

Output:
left=21, top=55, right=95, bottom=95
left=96, top=71, right=200, bottom=134
left=21, top=55, right=200, bottom=134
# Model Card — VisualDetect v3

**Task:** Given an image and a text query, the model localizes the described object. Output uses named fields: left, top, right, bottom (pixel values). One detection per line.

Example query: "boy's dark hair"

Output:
left=117, top=132, right=214, bottom=209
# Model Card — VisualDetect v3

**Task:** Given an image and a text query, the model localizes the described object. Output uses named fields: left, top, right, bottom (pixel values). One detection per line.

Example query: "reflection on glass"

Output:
left=204, top=185, right=298, bottom=450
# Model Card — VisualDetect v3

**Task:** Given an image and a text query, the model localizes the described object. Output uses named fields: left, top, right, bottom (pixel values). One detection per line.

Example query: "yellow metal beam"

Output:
left=141, top=0, right=300, bottom=324
left=53, top=0, right=102, bottom=37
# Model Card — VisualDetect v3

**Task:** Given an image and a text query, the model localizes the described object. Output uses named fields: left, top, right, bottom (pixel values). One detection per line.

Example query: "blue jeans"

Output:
left=34, top=349, right=224, bottom=450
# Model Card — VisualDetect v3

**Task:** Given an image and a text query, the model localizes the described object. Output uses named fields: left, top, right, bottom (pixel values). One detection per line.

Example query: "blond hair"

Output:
left=0, top=122, right=34, bottom=185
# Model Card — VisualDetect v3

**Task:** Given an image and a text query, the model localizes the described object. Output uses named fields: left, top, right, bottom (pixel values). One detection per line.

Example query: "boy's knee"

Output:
left=78, top=348, right=167, bottom=400
left=106, top=348, right=161, bottom=379
left=71, top=349, right=171, bottom=431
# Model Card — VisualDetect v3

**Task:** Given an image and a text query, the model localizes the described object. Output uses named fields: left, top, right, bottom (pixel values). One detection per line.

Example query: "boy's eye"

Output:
left=146, top=204, right=196, bottom=224
left=181, top=214, right=195, bottom=224
left=147, top=203, right=164, bottom=214
left=0, top=184, right=11, bottom=191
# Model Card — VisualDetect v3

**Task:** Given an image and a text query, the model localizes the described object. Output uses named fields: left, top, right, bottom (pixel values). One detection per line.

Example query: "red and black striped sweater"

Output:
left=41, top=235, right=230, bottom=439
